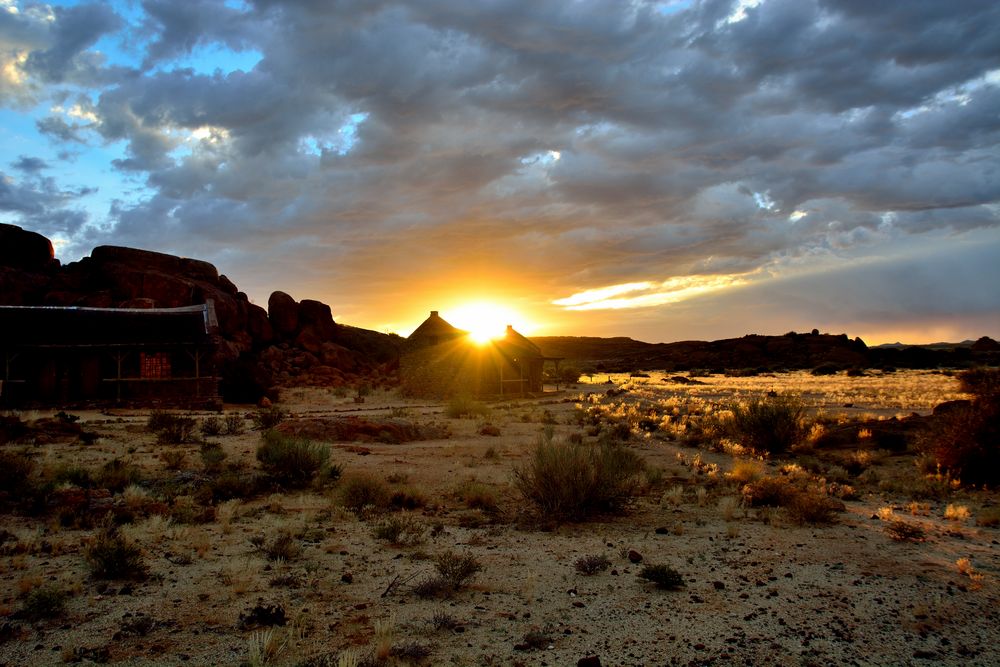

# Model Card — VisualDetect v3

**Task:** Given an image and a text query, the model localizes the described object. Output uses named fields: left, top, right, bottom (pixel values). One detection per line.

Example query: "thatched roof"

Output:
left=408, top=310, right=467, bottom=342
left=499, top=325, right=541, bottom=354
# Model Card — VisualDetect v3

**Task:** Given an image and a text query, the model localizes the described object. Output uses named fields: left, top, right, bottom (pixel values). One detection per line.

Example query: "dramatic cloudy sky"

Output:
left=2, top=0, right=999, bottom=343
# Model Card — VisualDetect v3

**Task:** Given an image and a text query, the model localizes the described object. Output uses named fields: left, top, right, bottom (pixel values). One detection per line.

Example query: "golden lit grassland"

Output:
left=581, top=369, right=968, bottom=417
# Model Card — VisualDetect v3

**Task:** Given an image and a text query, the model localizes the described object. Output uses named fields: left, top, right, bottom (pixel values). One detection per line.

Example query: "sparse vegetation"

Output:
left=18, top=584, right=70, bottom=620
left=727, top=394, right=806, bottom=455
left=147, top=411, right=198, bottom=444
left=412, top=552, right=482, bottom=598
left=340, top=473, right=391, bottom=514
left=85, top=525, right=148, bottom=580
left=256, top=430, right=330, bottom=488
left=513, top=435, right=644, bottom=521
left=919, top=368, right=1000, bottom=485
left=638, top=564, right=685, bottom=590
left=445, top=394, right=490, bottom=419
left=574, top=554, right=611, bottom=575
left=372, top=514, right=426, bottom=546
left=252, top=406, right=287, bottom=431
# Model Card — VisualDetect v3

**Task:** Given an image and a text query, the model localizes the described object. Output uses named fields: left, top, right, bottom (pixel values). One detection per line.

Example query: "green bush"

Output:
left=513, top=436, right=644, bottom=521
left=85, top=525, right=148, bottom=580
left=200, top=442, right=227, bottom=472
left=727, top=394, right=806, bottom=455
left=256, top=430, right=329, bottom=488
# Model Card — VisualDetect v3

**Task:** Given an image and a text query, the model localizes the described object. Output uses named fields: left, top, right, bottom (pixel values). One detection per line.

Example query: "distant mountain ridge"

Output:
left=532, top=332, right=1000, bottom=372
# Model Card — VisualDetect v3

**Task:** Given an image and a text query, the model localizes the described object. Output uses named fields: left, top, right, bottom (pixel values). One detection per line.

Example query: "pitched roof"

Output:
left=408, top=310, right=467, bottom=341
left=0, top=303, right=218, bottom=347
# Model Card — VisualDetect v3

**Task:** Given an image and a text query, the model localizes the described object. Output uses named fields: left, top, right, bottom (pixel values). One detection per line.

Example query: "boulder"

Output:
left=0, top=223, right=57, bottom=271
left=268, top=291, right=299, bottom=337
left=299, top=299, right=337, bottom=340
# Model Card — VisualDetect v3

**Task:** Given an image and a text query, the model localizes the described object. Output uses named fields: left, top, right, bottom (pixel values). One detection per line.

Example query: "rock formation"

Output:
left=0, top=223, right=401, bottom=401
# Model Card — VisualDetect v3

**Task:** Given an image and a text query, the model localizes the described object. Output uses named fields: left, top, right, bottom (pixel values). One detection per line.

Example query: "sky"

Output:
left=1, top=0, right=999, bottom=345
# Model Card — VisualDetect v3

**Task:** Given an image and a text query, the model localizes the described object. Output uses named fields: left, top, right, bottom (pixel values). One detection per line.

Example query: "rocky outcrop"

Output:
left=0, top=222, right=402, bottom=401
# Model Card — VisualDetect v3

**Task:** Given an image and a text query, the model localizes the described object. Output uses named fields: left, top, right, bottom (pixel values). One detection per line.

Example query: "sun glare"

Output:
left=446, top=302, right=526, bottom=344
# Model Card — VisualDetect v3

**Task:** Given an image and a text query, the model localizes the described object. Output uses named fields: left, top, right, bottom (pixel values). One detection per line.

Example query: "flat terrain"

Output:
left=2, top=370, right=998, bottom=666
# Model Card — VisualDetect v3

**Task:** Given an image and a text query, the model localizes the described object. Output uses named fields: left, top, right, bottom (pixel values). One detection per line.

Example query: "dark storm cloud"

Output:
left=4, top=0, right=1000, bottom=333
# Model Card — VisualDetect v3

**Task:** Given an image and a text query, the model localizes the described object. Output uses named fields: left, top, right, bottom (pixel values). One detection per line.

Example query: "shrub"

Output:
left=811, top=363, right=840, bottom=376
left=340, top=473, right=391, bottom=514
left=741, top=476, right=797, bottom=507
left=200, top=442, right=227, bottom=472
left=920, top=369, right=1000, bottom=485
left=256, top=430, right=329, bottom=488
left=885, top=519, right=925, bottom=542
left=252, top=531, right=301, bottom=562
left=201, top=416, right=223, bottom=437
left=224, top=413, right=245, bottom=435
left=574, top=554, right=611, bottom=575
left=251, top=406, right=287, bottom=431
left=454, top=481, right=498, bottom=513
left=96, top=458, right=142, bottom=493
left=85, top=525, right=148, bottom=580
left=784, top=491, right=841, bottom=525
left=413, top=552, right=482, bottom=598
left=727, top=394, right=806, bottom=455
left=161, top=449, right=186, bottom=471
left=513, top=437, right=644, bottom=521
left=0, top=449, right=35, bottom=496
left=638, top=564, right=685, bottom=590
left=209, top=470, right=262, bottom=502
left=372, top=514, right=426, bottom=546
left=445, top=395, right=489, bottom=419
left=18, top=585, right=69, bottom=620
left=147, top=412, right=198, bottom=444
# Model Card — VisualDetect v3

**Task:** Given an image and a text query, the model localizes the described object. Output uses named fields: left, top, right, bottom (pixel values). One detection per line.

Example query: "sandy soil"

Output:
left=1, top=372, right=998, bottom=666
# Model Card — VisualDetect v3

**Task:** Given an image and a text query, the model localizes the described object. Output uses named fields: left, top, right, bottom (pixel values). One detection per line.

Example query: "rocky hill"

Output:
left=533, top=330, right=1000, bottom=372
left=0, top=223, right=400, bottom=401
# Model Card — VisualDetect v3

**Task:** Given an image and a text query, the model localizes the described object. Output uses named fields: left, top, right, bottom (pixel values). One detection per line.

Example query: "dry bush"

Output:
left=201, top=416, right=223, bottom=437
left=256, top=431, right=330, bottom=488
left=96, top=458, right=142, bottom=493
left=412, top=552, right=482, bottom=598
left=85, top=525, right=148, bottom=580
left=161, top=449, right=186, bottom=471
left=148, top=412, right=198, bottom=444
left=340, top=474, right=391, bottom=514
left=919, top=368, right=1000, bottom=485
left=885, top=519, right=925, bottom=542
left=513, top=436, right=644, bottom=521
left=0, top=449, right=35, bottom=497
left=251, top=406, right=287, bottom=431
left=17, top=584, right=70, bottom=621
left=574, top=554, right=611, bottom=575
left=637, top=564, right=685, bottom=590
left=727, top=394, right=806, bottom=455
left=372, top=514, right=426, bottom=546
left=445, top=394, right=489, bottom=419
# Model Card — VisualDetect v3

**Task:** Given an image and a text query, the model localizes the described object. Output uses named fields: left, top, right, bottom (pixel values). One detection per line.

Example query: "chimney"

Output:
left=430, top=310, right=439, bottom=317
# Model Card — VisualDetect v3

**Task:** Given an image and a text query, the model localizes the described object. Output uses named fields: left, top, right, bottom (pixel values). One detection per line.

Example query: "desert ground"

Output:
left=1, top=370, right=998, bottom=666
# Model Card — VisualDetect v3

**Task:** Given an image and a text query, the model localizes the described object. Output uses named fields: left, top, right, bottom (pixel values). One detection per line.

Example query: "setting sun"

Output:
left=446, top=302, right=529, bottom=344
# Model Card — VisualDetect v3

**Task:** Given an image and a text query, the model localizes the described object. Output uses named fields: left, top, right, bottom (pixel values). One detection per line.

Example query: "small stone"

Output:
left=713, top=581, right=725, bottom=590
left=578, top=656, right=602, bottom=667
left=627, top=550, right=643, bottom=563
